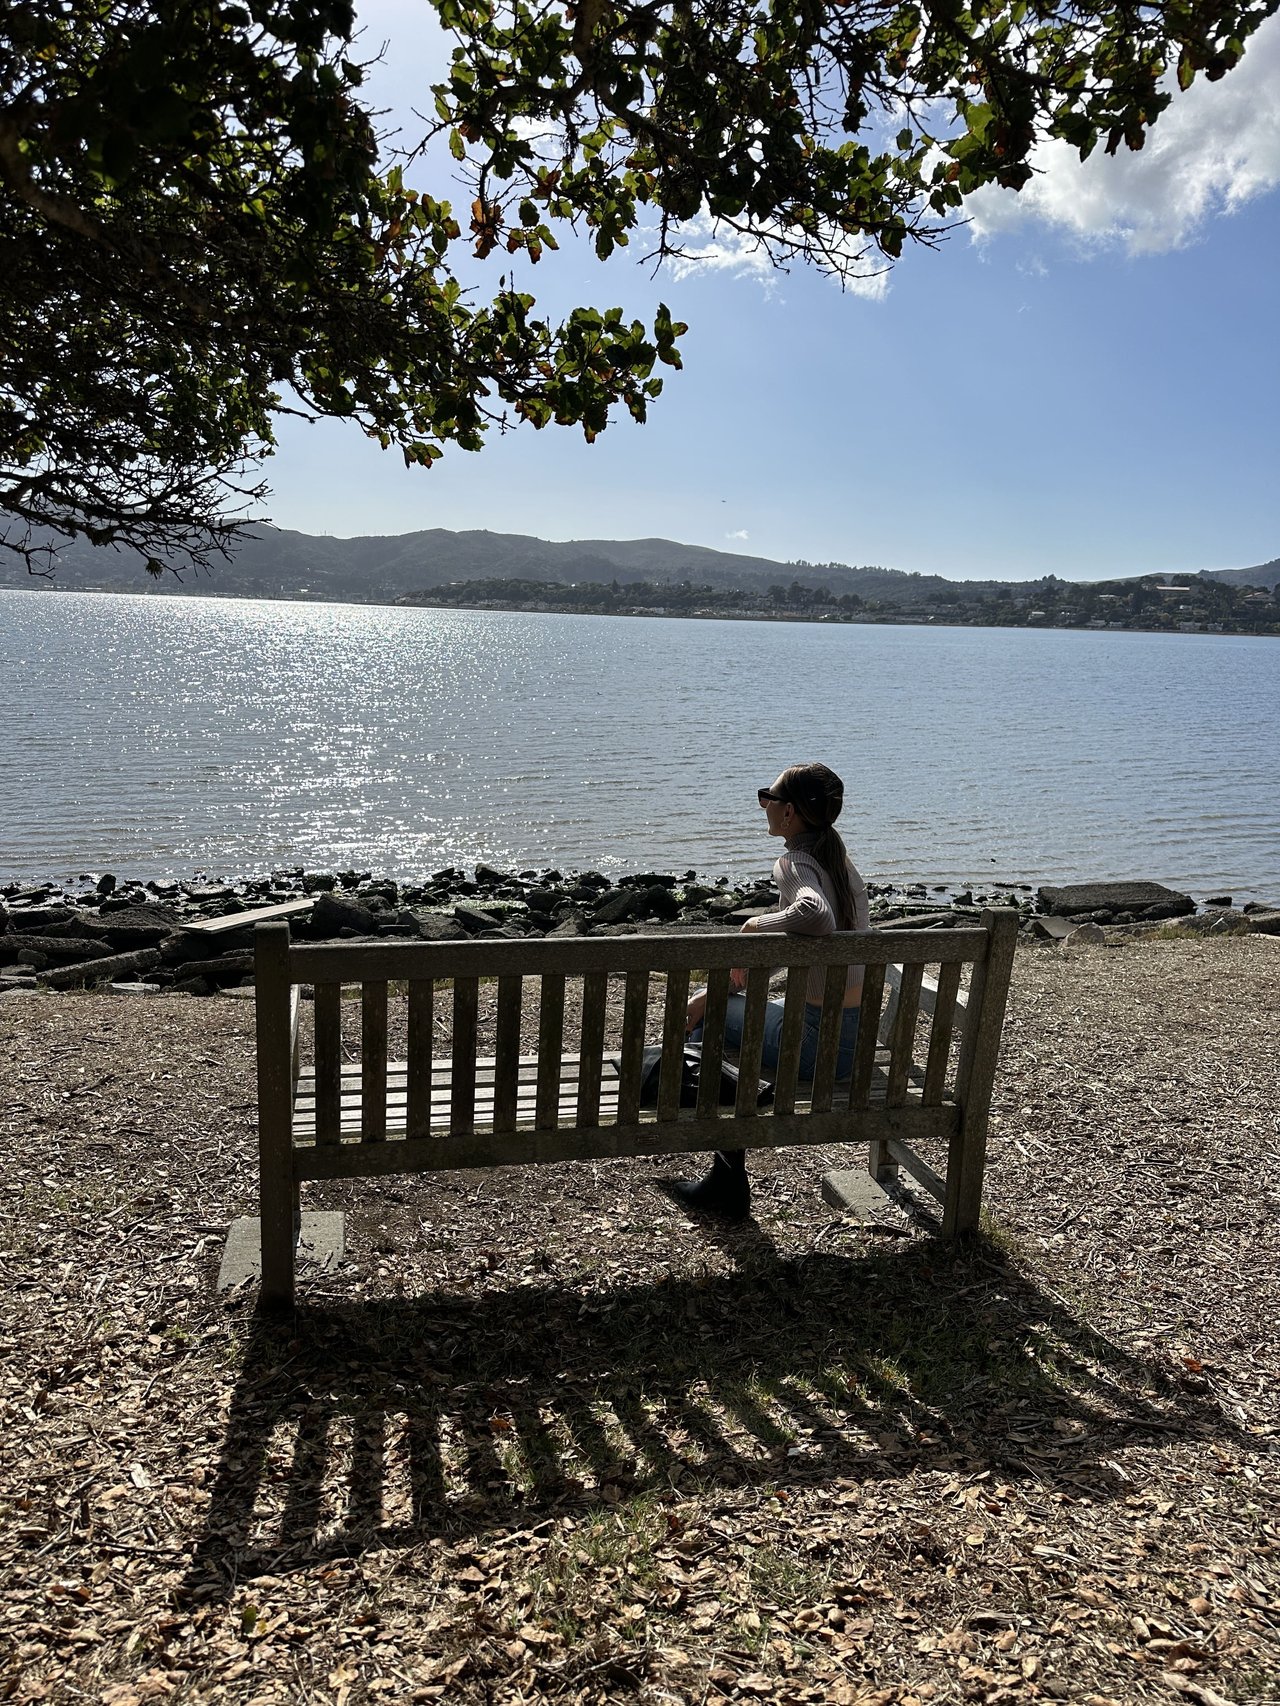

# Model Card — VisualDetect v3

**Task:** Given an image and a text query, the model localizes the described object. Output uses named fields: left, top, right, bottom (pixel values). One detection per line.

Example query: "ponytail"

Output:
left=780, top=761, right=858, bottom=931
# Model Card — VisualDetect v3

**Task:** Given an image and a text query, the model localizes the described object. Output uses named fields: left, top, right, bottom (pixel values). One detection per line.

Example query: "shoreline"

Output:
left=9, top=581, right=1278, bottom=639
left=4, top=864, right=1276, bottom=998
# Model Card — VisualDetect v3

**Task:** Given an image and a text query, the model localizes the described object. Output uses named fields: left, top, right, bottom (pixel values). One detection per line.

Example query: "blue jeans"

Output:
left=692, top=996, right=860, bottom=1081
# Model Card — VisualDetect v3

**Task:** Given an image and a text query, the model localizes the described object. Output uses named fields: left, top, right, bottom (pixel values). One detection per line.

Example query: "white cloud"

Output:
left=967, top=14, right=1280, bottom=253
left=726, top=529, right=750, bottom=541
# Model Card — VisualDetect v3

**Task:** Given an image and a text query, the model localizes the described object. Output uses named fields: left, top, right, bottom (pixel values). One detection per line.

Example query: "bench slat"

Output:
left=696, top=968, right=731, bottom=1123
left=922, top=960, right=962, bottom=1106
left=314, top=981, right=342, bottom=1147
left=576, top=971, right=609, bottom=1129
left=451, top=977, right=479, bottom=1137
left=657, top=967, right=690, bottom=1125
left=850, top=962, right=885, bottom=1111
left=288, top=926, right=990, bottom=985
left=886, top=961, right=923, bottom=1108
left=493, top=975, right=524, bottom=1133
left=615, top=970, right=650, bottom=1130
left=535, top=974, right=566, bottom=1134
left=771, top=966, right=808, bottom=1116
left=294, top=1098, right=960, bottom=1180
left=361, top=981, right=388, bottom=1142
left=809, top=963, right=847, bottom=1115
left=734, top=966, right=770, bottom=1118
left=406, top=979, right=433, bottom=1139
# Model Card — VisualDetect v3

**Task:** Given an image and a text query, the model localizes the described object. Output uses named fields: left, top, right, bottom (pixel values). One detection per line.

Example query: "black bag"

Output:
left=638, top=1042, right=773, bottom=1110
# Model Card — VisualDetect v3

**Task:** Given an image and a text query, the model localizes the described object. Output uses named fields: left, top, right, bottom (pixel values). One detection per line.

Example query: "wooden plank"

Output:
left=361, top=981, right=388, bottom=1143
left=405, top=979, right=433, bottom=1139
left=657, top=967, right=690, bottom=1125
left=695, top=967, right=731, bottom=1122
left=187, top=896, right=314, bottom=935
left=886, top=960, right=923, bottom=1108
left=615, top=970, right=650, bottom=1129
left=290, top=926, right=990, bottom=985
left=809, top=963, right=847, bottom=1114
left=576, top=972, right=608, bottom=1128
left=851, top=963, right=885, bottom=1111
left=451, top=976, right=479, bottom=1138
left=296, top=1099, right=962, bottom=1180
left=922, top=960, right=962, bottom=1106
left=734, top=966, right=770, bottom=1118
left=254, top=923, right=297, bottom=1307
left=493, top=975, right=524, bottom=1133
left=886, top=1137, right=946, bottom=1204
left=313, top=981, right=342, bottom=1147
left=771, top=966, right=808, bottom=1117
left=535, top=974, right=566, bottom=1133
left=943, top=909, right=1019, bottom=1237
left=289, top=984, right=301, bottom=1097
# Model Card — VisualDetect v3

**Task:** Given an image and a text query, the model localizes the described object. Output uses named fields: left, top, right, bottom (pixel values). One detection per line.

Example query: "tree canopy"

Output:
left=2, top=0, right=1273, bottom=573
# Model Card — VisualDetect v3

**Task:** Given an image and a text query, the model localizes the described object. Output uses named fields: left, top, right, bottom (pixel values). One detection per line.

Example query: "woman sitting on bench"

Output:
left=673, top=760, right=870, bottom=1220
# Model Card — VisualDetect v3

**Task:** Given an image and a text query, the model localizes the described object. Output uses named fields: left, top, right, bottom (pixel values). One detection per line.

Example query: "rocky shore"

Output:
left=2, top=866, right=1278, bottom=997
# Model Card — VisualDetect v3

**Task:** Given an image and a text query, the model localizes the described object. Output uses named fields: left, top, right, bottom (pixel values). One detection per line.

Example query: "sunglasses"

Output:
left=757, top=787, right=788, bottom=807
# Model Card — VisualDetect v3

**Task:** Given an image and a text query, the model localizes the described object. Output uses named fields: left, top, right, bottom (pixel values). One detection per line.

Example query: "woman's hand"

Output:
left=730, top=916, right=757, bottom=990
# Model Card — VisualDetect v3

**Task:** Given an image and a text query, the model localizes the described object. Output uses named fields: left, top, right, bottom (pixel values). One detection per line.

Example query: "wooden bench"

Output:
left=253, top=909, right=1019, bottom=1304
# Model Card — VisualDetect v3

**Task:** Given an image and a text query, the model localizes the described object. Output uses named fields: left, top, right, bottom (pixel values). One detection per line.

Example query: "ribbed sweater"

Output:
left=751, top=832, right=870, bottom=1004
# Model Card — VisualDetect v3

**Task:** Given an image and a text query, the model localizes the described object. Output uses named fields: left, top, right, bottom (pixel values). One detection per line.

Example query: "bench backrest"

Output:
left=255, top=912, right=1018, bottom=1173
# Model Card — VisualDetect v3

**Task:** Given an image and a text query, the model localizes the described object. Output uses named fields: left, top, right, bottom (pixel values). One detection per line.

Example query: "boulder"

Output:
left=1245, top=909, right=1280, bottom=936
left=592, top=889, right=639, bottom=925
left=454, top=903, right=503, bottom=934
left=1064, top=922, right=1107, bottom=945
left=312, top=891, right=377, bottom=935
left=303, top=871, right=337, bottom=893
left=416, top=913, right=467, bottom=942
left=642, top=884, right=681, bottom=921
left=3, top=932, right=114, bottom=962
left=1037, top=881, right=1194, bottom=920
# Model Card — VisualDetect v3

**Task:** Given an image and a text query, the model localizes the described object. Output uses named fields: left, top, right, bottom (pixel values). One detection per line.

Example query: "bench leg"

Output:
left=259, top=1170, right=297, bottom=1308
left=941, top=1111, right=987, bottom=1238
left=867, top=1138, right=898, bottom=1186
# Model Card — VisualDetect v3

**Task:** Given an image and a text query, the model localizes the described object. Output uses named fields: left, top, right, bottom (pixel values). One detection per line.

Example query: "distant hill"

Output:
left=6, top=521, right=1277, bottom=601
left=7, top=524, right=965, bottom=602
left=1202, top=558, right=1280, bottom=592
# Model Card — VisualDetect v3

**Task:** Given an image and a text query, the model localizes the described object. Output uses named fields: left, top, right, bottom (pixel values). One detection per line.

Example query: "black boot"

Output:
left=666, top=1150, right=750, bottom=1220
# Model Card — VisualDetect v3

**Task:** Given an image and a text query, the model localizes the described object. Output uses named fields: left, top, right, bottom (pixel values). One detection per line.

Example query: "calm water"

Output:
left=3, top=590, right=1277, bottom=901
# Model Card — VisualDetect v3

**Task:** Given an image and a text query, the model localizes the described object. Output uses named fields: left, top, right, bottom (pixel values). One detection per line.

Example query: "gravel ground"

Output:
left=2, top=934, right=1277, bottom=1706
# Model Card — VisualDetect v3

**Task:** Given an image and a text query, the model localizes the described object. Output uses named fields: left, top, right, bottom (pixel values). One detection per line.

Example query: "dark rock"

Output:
left=41, top=946, right=163, bottom=988
left=312, top=891, right=377, bottom=935
left=4, top=932, right=114, bottom=962
left=592, top=889, right=639, bottom=924
left=1245, top=909, right=1280, bottom=935
left=1031, top=915, right=1081, bottom=942
left=172, top=975, right=213, bottom=996
left=527, top=887, right=571, bottom=913
left=6, top=905, right=74, bottom=930
left=1205, top=895, right=1233, bottom=908
left=180, top=882, right=238, bottom=903
left=96, top=873, right=117, bottom=895
left=17, top=950, right=49, bottom=968
left=1037, top=881, right=1194, bottom=920
left=454, top=903, right=503, bottom=934
left=576, top=871, right=611, bottom=890
left=170, top=950, right=253, bottom=982
left=474, top=864, right=511, bottom=886
left=417, top=914, right=466, bottom=942
left=303, top=871, right=337, bottom=893
left=547, top=917, right=587, bottom=937
left=629, top=871, right=678, bottom=889
left=952, top=890, right=973, bottom=907
left=1242, top=900, right=1273, bottom=914
left=642, top=885, right=681, bottom=921
left=478, top=925, right=524, bottom=939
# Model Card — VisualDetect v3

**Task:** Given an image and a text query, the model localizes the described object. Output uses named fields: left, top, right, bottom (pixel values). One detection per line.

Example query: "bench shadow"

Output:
left=185, top=1240, right=1237, bottom=1600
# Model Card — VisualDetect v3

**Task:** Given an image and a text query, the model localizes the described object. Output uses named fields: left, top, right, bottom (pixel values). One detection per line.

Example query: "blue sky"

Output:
left=263, top=0, right=1280, bottom=584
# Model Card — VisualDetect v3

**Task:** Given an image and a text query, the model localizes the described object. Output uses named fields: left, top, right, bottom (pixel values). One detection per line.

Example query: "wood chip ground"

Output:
left=2, top=936, right=1277, bottom=1705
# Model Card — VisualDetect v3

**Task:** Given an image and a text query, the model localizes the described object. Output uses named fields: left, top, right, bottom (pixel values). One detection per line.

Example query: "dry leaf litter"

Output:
left=1, top=935, right=1277, bottom=1706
